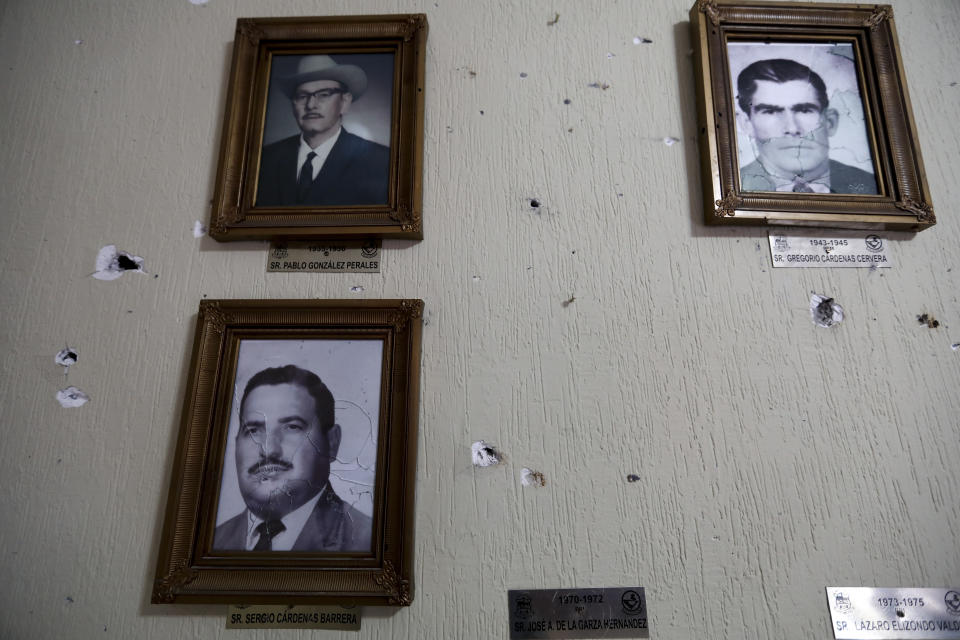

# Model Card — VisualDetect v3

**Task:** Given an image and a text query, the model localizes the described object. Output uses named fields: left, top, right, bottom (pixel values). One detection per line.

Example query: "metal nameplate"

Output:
left=769, top=230, right=894, bottom=268
left=226, top=605, right=360, bottom=630
left=827, top=587, right=960, bottom=639
left=508, top=587, right=649, bottom=639
left=267, top=240, right=381, bottom=273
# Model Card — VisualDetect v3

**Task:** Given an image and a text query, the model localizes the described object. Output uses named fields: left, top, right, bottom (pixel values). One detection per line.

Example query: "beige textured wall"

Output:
left=1, top=0, right=958, bottom=638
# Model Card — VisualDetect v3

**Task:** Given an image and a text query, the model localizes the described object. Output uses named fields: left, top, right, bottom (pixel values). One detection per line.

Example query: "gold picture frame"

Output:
left=690, top=1, right=934, bottom=230
left=209, top=15, right=427, bottom=240
left=152, top=299, right=422, bottom=605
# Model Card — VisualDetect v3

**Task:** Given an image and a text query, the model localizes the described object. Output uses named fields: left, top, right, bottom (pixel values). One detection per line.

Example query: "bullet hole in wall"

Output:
left=917, top=313, right=940, bottom=328
left=811, top=294, right=843, bottom=328
left=471, top=441, right=501, bottom=467
left=93, top=245, right=144, bottom=280
left=55, top=348, right=78, bottom=368
left=116, top=255, right=139, bottom=270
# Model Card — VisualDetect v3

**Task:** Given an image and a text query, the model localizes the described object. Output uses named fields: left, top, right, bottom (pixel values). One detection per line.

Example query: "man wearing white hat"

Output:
left=255, top=55, right=390, bottom=207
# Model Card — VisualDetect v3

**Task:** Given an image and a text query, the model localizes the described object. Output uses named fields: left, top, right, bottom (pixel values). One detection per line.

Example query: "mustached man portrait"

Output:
left=213, top=340, right=382, bottom=553
left=254, top=53, right=394, bottom=208
left=729, top=42, right=878, bottom=195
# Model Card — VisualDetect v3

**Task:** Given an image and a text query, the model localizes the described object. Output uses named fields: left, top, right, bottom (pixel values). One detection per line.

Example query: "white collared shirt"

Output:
left=244, top=484, right=327, bottom=551
left=297, top=127, right=342, bottom=182
left=774, top=175, right=831, bottom=193
left=761, top=164, right=831, bottom=193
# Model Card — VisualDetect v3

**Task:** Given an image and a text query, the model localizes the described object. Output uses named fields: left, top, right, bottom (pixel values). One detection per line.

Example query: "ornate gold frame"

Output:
left=152, top=299, right=422, bottom=605
left=690, top=1, right=934, bottom=230
left=209, top=15, right=427, bottom=240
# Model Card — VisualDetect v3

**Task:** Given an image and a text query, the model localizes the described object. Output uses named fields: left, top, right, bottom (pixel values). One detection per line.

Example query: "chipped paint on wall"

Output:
left=471, top=440, right=501, bottom=467
left=55, top=347, right=78, bottom=371
left=56, top=387, right=89, bottom=408
left=810, top=294, right=843, bottom=328
left=521, top=468, right=546, bottom=487
left=92, top=245, right=144, bottom=281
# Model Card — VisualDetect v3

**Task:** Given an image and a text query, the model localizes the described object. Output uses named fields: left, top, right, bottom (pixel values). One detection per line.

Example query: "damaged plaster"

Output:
left=521, top=468, right=546, bottom=487
left=92, top=245, right=144, bottom=280
left=917, top=313, right=941, bottom=328
left=471, top=440, right=501, bottom=467
left=56, top=387, right=89, bottom=408
left=810, top=294, right=843, bottom=328
left=55, top=347, right=78, bottom=372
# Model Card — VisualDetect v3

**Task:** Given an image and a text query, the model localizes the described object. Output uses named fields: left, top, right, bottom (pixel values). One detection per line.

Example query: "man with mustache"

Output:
left=254, top=55, right=390, bottom=207
left=736, top=58, right=877, bottom=194
left=213, top=365, right=372, bottom=552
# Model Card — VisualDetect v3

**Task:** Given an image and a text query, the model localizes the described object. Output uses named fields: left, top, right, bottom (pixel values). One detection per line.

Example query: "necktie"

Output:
left=253, top=520, right=286, bottom=551
left=296, top=151, right=317, bottom=203
left=792, top=178, right=815, bottom=193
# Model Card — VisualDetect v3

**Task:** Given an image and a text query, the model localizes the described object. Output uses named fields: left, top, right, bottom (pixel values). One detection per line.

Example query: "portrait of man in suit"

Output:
left=730, top=45, right=878, bottom=195
left=255, top=54, right=392, bottom=207
left=213, top=357, right=377, bottom=553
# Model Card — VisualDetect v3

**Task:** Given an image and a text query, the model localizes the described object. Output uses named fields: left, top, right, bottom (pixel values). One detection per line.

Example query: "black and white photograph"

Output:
left=255, top=53, right=395, bottom=208
left=728, top=42, right=878, bottom=195
left=208, top=15, right=427, bottom=240
left=213, top=338, right=383, bottom=553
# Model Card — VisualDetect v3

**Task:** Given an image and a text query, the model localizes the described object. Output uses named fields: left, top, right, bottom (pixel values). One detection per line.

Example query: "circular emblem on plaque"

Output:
left=946, top=591, right=960, bottom=616
left=272, top=244, right=288, bottom=259
left=621, top=590, right=643, bottom=615
left=864, top=234, right=883, bottom=253
left=514, top=593, right=533, bottom=620
left=361, top=241, right=378, bottom=258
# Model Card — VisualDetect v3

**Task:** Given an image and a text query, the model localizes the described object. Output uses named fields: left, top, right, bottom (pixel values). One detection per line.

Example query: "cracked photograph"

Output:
left=728, top=42, right=878, bottom=196
left=213, top=339, right=382, bottom=553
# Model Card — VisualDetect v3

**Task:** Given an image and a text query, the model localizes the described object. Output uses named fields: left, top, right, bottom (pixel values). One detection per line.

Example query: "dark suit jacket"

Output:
left=255, top=129, right=390, bottom=207
left=740, top=159, right=878, bottom=195
left=213, top=486, right=373, bottom=552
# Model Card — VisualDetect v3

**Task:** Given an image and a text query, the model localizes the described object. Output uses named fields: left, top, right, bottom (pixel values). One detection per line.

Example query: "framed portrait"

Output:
left=152, top=299, right=422, bottom=605
left=208, top=15, right=427, bottom=241
left=690, top=1, right=935, bottom=230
